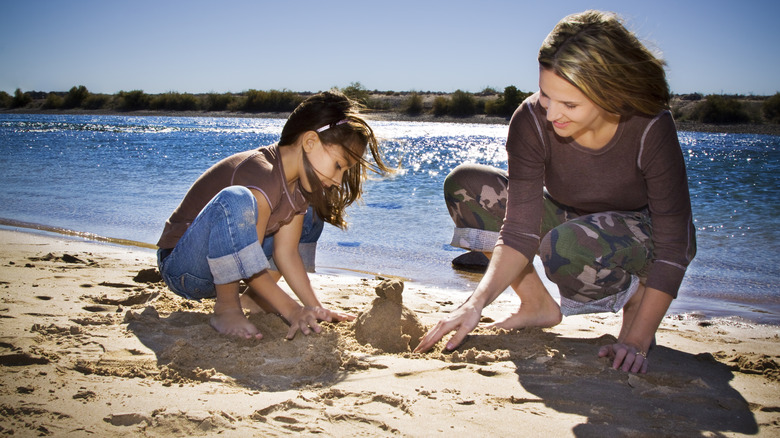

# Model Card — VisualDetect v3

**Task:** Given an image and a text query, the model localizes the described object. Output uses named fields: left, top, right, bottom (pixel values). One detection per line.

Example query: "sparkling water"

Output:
left=1, top=114, right=777, bottom=323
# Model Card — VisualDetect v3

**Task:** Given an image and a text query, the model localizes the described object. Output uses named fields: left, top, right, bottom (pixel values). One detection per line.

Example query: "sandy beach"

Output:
left=1, top=227, right=778, bottom=437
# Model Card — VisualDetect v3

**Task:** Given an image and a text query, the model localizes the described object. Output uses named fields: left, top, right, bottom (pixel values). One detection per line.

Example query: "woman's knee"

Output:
left=444, top=163, right=507, bottom=228
left=540, top=219, right=639, bottom=300
left=539, top=223, right=598, bottom=283
left=444, top=163, right=505, bottom=197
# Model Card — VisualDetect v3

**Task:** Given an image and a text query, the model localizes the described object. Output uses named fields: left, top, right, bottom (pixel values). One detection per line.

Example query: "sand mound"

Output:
left=353, top=279, right=426, bottom=353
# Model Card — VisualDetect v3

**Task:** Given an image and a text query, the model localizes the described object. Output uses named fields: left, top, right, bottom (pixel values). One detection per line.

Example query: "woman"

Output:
left=416, top=10, right=696, bottom=374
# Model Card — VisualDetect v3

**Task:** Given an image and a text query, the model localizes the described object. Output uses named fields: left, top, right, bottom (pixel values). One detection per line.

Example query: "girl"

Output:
left=416, top=11, right=696, bottom=374
left=157, top=90, right=391, bottom=340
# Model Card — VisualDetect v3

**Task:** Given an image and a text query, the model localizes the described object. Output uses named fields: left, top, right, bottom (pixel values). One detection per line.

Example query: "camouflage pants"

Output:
left=444, top=163, right=654, bottom=314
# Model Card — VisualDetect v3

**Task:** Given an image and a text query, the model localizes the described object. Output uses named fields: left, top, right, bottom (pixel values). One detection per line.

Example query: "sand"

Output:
left=0, top=228, right=778, bottom=437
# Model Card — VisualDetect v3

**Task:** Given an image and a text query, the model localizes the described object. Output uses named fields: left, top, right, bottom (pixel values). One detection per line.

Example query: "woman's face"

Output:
left=538, top=68, right=613, bottom=141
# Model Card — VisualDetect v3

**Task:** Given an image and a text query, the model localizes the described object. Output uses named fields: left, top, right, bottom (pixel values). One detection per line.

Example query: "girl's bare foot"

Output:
left=209, top=308, right=263, bottom=339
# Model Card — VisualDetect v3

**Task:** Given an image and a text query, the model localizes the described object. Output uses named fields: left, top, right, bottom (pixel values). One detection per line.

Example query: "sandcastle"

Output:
left=353, top=279, right=426, bottom=353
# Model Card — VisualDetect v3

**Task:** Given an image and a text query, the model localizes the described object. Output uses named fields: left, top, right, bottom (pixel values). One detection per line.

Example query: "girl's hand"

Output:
left=598, top=342, right=649, bottom=374
left=284, top=306, right=355, bottom=339
left=324, top=308, right=356, bottom=322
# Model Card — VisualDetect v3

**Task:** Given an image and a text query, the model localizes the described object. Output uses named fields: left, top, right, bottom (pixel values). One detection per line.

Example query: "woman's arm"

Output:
left=622, top=286, right=672, bottom=351
left=415, top=245, right=530, bottom=352
left=417, top=101, right=548, bottom=353
left=599, top=285, right=672, bottom=373
left=598, top=115, right=696, bottom=373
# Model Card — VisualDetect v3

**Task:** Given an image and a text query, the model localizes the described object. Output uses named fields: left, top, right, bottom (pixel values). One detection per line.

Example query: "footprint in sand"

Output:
left=353, top=279, right=426, bottom=354
left=252, top=389, right=408, bottom=434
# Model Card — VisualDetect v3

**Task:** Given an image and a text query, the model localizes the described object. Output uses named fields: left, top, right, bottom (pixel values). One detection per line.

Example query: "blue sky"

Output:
left=1, top=0, right=778, bottom=96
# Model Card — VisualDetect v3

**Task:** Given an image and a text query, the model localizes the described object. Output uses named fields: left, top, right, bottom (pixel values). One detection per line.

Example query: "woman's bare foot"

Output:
left=492, top=293, right=562, bottom=330
left=492, top=261, right=562, bottom=330
left=209, top=307, right=263, bottom=339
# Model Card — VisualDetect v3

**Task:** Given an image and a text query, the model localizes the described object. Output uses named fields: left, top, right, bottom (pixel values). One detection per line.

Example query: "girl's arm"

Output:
left=246, top=190, right=343, bottom=336
left=271, top=212, right=355, bottom=322
left=271, top=213, right=322, bottom=308
left=247, top=189, right=305, bottom=314
left=245, top=269, right=333, bottom=339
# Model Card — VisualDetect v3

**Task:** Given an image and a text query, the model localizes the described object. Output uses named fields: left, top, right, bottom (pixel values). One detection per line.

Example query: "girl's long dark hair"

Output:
left=279, top=90, right=391, bottom=229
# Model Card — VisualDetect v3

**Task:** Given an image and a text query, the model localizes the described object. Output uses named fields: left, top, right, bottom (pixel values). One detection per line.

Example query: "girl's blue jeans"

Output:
left=157, top=186, right=323, bottom=300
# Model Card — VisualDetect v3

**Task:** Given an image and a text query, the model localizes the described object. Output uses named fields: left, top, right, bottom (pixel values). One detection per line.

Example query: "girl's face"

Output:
left=538, top=68, right=614, bottom=142
left=302, top=141, right=356, bottom=191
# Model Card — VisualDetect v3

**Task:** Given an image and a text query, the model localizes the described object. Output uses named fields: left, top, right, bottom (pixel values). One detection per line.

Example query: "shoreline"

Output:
left=4, top=107, right=780, bottom=136
left=3, top=217, right=778, bottom=326
left=0, top=227, right=778, bottom=436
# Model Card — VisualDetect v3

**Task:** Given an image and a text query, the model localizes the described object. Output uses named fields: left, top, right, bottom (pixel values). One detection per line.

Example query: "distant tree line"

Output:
left=1, top=83, right=779, bottom=124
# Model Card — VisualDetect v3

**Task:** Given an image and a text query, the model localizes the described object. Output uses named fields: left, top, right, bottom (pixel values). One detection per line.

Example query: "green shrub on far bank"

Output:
left=449, top=90, right=477, bottom=117
left=0, top=91, right=11, bottom=108
left=63, top=85, right=90, bottom=109
left=485, top=85, right=531, bottom=117
left=83, top=94, right=111, bottom=110
left=432, top=96, right=449, bottom=116
left=12, top=89, right=32, bottom=108
left=691, top=95, right=751, bottom=124
left=43, top=93, right=64, bottom=109
left=150, top=92, right=199, bottom=111
left=116, top=90, right=151, bottom=111
left=239, top=89, right=301, bottom=113
left=402, top=92, right=423, bottom=116
left=341, top=82, right=370, bottom=106
left=204, top=93, right=234, bottom=111
left=762, top=93, right=780, bottom=123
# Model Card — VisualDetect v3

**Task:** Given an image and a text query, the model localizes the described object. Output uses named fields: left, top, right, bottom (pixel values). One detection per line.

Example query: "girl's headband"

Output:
left=315, top=119, right=349, bottom=133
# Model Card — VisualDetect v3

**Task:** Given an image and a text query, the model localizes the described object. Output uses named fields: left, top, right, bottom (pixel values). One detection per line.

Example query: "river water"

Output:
left=1, top=114, right=777, bottom=323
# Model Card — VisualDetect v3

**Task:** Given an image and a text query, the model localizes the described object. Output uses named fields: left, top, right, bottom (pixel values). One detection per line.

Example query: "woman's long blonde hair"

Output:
left=538, top=10, right=670, bottom=116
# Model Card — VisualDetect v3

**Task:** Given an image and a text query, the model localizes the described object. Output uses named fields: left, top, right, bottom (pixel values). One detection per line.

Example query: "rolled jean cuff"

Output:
left=207, top=240, right=269, bottom=285
left=560, top=275, right=640, bottom=316
left=450, top=227, right=500, bottom=252
left=268, top=242, right=318, bottom=273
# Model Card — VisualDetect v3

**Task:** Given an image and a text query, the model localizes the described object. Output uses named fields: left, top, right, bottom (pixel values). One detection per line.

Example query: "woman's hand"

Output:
left=284, top=306, right=355, bottom=340
left=414, top=301, right=483, bottom=353
left=599, top=285, right=670, bottom=373
left=598, top=342, right=649, bottom=374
